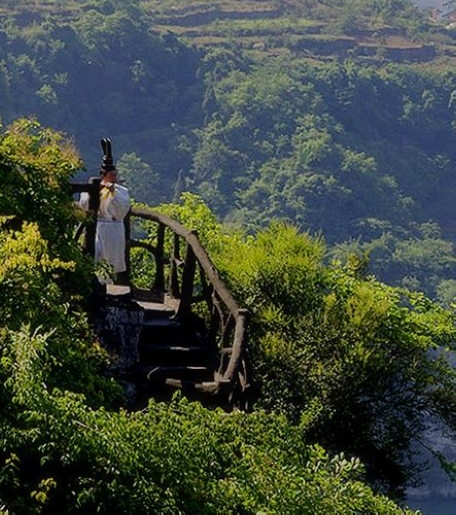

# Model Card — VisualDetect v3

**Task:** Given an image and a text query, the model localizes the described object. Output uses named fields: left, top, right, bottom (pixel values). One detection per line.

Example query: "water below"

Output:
left=407, top=498, right=455, bottom=514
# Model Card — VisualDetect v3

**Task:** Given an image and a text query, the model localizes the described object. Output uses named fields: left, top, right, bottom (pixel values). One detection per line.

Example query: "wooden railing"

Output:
left=71, top=179, right=100, bottom=258
left=128, top=206, right=250, bottom=405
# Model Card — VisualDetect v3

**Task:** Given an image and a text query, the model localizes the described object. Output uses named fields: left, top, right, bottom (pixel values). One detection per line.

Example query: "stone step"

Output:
left=165, top=378, right=220, bottom=394
left=139, top=318, right=206, bottom=347
left=146, top=365, right=213, bottom=382
left=139, top=344, right=208, bottom=365
left=137, top=318, right=182, bottom=328
left=140, top=328, right=197, bottom=347
left=137, top=302, right=176, bottom=319
left=105, top=284, right=131, bottom=297
left=104, top=284, right=176, bottom=318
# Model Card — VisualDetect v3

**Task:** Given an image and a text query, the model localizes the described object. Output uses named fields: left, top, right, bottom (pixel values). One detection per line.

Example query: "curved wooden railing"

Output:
left=127, top=206, right=250, bottom=404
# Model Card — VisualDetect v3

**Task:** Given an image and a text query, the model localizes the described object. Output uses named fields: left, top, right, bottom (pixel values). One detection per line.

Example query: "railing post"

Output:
left=124, top=211, right=131, bottom=284
left=85, top=178, right=100, bottom=258
left=176, top=234, right=197, bottom=321
left=222, top=308, right=249, bottom=381
left=153, top=224, right=166, bottom=292
left=170, top=233, right=181, bottom=298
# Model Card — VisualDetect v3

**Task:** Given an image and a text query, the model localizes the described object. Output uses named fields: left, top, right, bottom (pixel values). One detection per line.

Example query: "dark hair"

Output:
left=100, top=165, right=116, bottom=176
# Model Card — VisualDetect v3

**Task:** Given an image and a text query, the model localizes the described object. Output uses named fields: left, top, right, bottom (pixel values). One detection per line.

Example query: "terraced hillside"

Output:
left=1, top=0, right=453, bottom=65
left=140, top=0, right=448, bottom=64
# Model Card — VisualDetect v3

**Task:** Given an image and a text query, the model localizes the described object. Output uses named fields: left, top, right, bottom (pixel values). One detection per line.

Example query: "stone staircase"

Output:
left=95, top=284, right=231, bottom=409
left=137, top=303, right=216, bottom=400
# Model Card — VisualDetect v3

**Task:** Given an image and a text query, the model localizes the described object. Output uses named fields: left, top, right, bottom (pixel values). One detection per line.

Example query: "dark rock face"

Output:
left=95, top=299, right=144, bottom=372
left=92, top=288, right=145, bottom=403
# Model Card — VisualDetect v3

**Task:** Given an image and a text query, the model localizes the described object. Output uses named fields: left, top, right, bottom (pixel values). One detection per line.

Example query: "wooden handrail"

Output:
left=129, top=206, right=249, bottom=393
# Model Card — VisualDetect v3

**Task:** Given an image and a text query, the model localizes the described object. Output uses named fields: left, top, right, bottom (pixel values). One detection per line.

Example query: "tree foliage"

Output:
left=2, top=0, right=456, bottom=505
left=138, top=193, right=456, bottom=500
left=209, top=220, right=456, bottom=499
left=0, top=130, right=415, bottom=513
left=0, top=119, right=123, bottom=406
left=1, top=384, right=412, bottom=514
left=187, top=59, right=456, bottom=299
left=0, top=1, right=204, bottom=199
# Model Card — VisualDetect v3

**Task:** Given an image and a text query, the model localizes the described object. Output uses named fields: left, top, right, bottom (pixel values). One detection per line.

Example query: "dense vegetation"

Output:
left=155, top=191, right=456, bottom=500
left=2, top=0, right=456, bottom=511
left=0, top=120, right=427, bottom=514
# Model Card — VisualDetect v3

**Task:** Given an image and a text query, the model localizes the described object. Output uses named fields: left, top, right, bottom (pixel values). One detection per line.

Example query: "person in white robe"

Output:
left=96, top=169, right=130, bottom=274
left=79, top=138, right=131, bottom=280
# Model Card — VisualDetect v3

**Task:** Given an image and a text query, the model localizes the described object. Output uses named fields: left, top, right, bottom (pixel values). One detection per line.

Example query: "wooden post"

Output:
left=170, top=233, right=181, bottom=298
left=124, top=211, right=131, bottom=284
left=176, top=236, right=197, bottom=321
left=153, top=224, right=165, bottom=292
left=70, top=179, right=100, bottom=258
left=85, top=178, right=100, bottom=258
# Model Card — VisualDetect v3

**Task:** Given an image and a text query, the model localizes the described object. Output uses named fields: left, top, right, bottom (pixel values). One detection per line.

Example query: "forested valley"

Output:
left=2, top=0, right=456, bottom=513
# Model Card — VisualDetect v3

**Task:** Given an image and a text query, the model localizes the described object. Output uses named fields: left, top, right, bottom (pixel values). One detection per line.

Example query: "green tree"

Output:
left=0, top=118, right=122, bottom=405
left=332, top=222, right=456, bottom=299
left=213, top=220, right=456, bottom=499
left=143, top=195, right=456, bottom=498
left=117, top=151, right=160, bottom=203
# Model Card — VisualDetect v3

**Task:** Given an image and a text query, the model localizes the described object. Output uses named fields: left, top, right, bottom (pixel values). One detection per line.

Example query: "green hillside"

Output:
left=145, top=0, right=441, bottom=64
left=1, top=0, right=456, bottom=301
left=1, top=0, right=453, bottom=65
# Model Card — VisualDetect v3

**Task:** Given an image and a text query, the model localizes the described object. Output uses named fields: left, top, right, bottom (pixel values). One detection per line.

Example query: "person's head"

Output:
left=100, top=166, right=118, bottom=183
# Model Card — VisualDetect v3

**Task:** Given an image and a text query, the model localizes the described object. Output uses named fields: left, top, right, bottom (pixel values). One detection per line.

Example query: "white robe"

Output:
left=80, top=184, right=130, bottom=273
